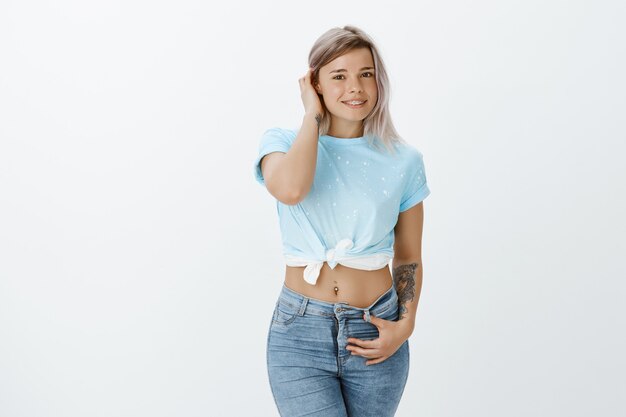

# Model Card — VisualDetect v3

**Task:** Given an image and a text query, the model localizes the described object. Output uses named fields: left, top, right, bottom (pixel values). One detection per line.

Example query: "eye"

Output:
left=332, top=72, right=375, bottom=80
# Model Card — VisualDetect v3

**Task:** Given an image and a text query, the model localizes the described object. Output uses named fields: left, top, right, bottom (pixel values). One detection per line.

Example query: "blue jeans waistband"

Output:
left=277, top=283, right=398, bottom=321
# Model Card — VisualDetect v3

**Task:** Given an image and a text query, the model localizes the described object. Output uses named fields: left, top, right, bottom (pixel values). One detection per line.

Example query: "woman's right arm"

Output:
left=260, top=111, right=322, bottom=205
left=260, top=68, right=324, bottom=205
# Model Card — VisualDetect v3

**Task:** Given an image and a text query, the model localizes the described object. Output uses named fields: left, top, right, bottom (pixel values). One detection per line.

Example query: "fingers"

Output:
left=299, top=68, right=313, bottom=88
left=347, top=345, right=379, bottom=357
left=348, top=345, right=388, bottom=366
left=347, top=337, right=377, bottom=348
left=300, top=68, right=312, bottom=79
left=367, top=314, right=387, bottom=328
left=346, top=338, right=381, bottom=358
left=347, top=344, right=392, bottom=366
left=365, top=356, right=388, bottom=366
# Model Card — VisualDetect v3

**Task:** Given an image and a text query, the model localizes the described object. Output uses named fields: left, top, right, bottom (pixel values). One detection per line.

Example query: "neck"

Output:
left=327, top=119, right=364, bottom=138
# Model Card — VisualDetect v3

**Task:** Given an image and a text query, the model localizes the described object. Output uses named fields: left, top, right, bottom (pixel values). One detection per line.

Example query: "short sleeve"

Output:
left=399, top=149, right=431, bottom=212
left=253, top=128, right=294, bottom=186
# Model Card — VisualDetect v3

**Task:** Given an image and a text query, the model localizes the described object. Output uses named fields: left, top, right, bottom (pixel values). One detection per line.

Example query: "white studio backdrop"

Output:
left=1, top=1, right=624, bottom=416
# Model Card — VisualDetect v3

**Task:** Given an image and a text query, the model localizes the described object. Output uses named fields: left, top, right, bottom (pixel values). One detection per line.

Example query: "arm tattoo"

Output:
left=314, top=112, right=322, bottom=128
left=392, top=262, right=418, bottom=320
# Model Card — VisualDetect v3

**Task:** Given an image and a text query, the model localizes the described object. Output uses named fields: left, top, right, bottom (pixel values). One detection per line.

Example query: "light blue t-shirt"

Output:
left=253, top=127, right=430, bottom=283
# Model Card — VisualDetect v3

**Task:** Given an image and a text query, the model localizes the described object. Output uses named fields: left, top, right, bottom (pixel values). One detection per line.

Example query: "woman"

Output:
left=253, top=25, right=431, bottom=417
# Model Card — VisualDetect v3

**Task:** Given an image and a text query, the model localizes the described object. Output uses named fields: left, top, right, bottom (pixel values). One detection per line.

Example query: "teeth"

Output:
left=344, top=101, right=364, bottom=105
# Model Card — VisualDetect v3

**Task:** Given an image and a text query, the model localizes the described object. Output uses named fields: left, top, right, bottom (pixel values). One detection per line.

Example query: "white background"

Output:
left=1, top=1, right=625, bottom=416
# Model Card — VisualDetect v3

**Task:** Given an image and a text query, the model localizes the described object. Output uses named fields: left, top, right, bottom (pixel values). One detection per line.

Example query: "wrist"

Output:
left=304, top=111, right=322, bottom=123
left=397, top=318, right=415, bottom=338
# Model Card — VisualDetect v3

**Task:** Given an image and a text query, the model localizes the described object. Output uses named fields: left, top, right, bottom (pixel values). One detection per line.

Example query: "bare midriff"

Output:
left=284, top=263, right=393, bottom=308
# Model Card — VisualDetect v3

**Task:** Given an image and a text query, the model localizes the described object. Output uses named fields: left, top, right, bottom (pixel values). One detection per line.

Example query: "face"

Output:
left=315, top=47, right=378, bottom=136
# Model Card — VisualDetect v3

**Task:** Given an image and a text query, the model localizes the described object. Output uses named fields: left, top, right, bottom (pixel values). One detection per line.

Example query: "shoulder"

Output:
left=391, top=140, right=425, bottom=165
left=261, top=127, right=298, bottom=142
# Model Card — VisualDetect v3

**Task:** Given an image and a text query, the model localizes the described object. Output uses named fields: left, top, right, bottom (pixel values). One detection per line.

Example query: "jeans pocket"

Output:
left=375, top=302, right=399, bottom=322
left=271, top=300, right=299, bottom=327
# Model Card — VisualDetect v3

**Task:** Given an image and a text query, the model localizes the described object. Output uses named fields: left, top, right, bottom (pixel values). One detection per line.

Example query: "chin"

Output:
left=346, top=109, right=373, bottom=121
left=334, top=105, right=372, bottom=116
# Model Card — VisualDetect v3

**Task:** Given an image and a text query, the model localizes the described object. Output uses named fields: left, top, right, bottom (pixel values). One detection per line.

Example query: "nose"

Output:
left=349, top=79, right=363, bottom=93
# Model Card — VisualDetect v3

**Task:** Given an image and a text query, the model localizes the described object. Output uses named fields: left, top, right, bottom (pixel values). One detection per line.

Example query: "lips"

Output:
left=342, top=99, right=367, bottom=108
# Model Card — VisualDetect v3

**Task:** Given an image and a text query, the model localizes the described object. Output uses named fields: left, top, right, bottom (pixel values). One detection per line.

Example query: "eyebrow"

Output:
left=329, top=66, right=375, bottom=74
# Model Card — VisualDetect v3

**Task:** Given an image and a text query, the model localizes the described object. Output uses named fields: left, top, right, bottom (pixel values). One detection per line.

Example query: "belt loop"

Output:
left=299, top=297, right=309, bottom=316
left=364, top=309, right=371, bottom=323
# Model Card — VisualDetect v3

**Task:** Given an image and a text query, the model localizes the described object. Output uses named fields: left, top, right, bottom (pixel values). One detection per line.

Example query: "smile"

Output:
left=342, top=100, right=367, bottom=109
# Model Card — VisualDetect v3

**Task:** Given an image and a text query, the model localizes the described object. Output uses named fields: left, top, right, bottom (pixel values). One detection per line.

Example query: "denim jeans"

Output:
left=266, top=283, right=410, bottom=417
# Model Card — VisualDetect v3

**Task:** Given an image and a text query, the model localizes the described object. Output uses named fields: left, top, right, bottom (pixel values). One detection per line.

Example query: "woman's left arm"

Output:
left=391, top=200, right=426, bottom=337
left=346, top=202, right=426, bottom=364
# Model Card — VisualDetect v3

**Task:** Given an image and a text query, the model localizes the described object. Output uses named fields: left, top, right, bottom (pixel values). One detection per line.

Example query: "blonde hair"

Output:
left=309, top=25, right=406, bottom=154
